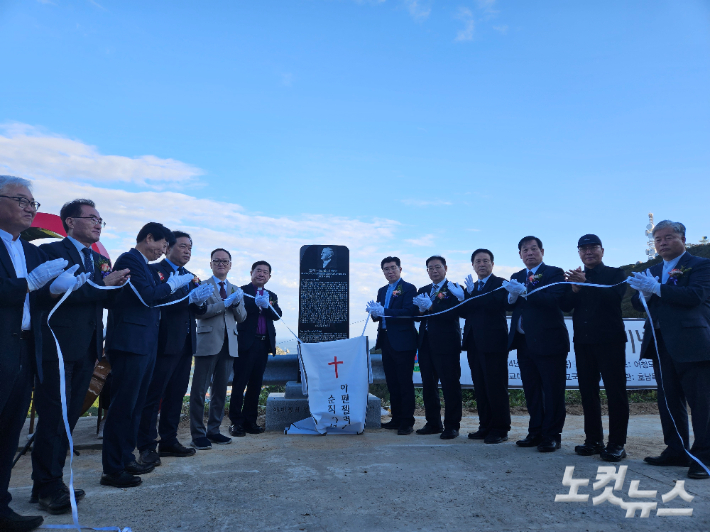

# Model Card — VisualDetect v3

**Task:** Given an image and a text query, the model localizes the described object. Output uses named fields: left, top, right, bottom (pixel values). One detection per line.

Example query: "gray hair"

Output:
left=0, top=175, right=33, bottom=194
left=652, top=220, right=686, bottom=238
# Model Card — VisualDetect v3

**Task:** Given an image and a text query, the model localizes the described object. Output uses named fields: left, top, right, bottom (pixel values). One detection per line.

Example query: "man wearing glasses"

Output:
left=561, top=234, right=629, bottom=462
left=1, top=176, right=88, bottom=531
left=366, top=256, right=419, bottom=435
left=30, top=199, right=130, bottom=514
left=189, top=249, right=246, bottom=449
left=413, top=255, right=465, bottom=440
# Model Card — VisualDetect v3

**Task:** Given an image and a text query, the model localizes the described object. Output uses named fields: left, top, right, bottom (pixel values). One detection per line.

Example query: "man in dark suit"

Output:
left=506, top=236, right=569, bottom=453
left=31, top=199, right=130, bottom=514
left=136, top=231, right=211, bottom=468
left=228, top=261, right=282, bottom=437
left=460, top=249, right=510, bottom=444
left=0, top=175, right=85, bottom=531
left=413, top=255, right=465, bottom=440
left=630, top=220, right=710, bottom=480
left=101, top=222, right=195, bottom=488
left=561, top=234, right=628, bottom=462
left=367, top=256, right=418, bottom=435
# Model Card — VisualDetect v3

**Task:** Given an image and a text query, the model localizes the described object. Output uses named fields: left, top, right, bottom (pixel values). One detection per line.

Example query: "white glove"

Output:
left=464, top=274, right=475, bottom=294
left=413, top=294, right=432, bottom=312
left=628, top=271, right=661, bottom=297
left=189, top=283, right=213, bottom=305
left=447, top=281, right=465, bottom=301
left=26, top=258, right=68, bottom=291
left=49, top=264, right=84, bottom=295
left=503, top=279, right=527, bottom=296
left=223, top=287, right=244, bottom=307
left=255, top=293, right=270, bottom=309
left=167, top=271, right=194, bottom=293
left=367, top=302, right=385, bottom=318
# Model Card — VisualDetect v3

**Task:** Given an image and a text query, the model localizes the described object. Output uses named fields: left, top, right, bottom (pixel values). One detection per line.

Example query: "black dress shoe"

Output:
left=229, top=424, right=246, bottom=437
left=688, top=461, right=710, bottom=480
left=575, top=441, right=605, bottom=456
left=440, top=429, right=459, bottom=440
left=0, top=509, right=43, bottom=531
left=100, top=471, right=142, bottom=488
left=244, top=424, right=265, bottom=435
left=484, top=434, right=509, bottom=445
left=38, top=490, right=72, bottom=515
left=601, top=444, right=627, bottom=462
left=516, top=434, right=543, bottom=447
left=416, top=425, right=443, bottom=435
left=644, top=450, right=690, bottom=467
left=139, top=449, right=162, bottom=466
left=30, top=483, right=83, bottom=504
left=467, top=430, right=489, bottom=440
left=159, top=442, right=196, bottom=457
left=537, top=439, right=561, bottom=452
left=397, top=426, right=414, bottom=435
left=125, top=460, right=155, bottom=475
left=381, top=420, right=401, bottom=430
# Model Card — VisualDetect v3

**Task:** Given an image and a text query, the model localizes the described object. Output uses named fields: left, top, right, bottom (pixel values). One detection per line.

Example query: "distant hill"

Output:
left=620, top=243, right=710, bottom=318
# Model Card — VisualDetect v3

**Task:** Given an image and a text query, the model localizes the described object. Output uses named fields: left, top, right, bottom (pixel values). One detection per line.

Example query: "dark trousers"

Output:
left=228, top=338, right=269, bottom=428
left=516, top=334, right=567, bottom=442
left=465, top=342, right=510, bottom=436
left=381, top=332, right=416, bottom=428
left=0, top=338, right=33, bottom=517
left=31, top=351, right=95, bottom=497
left=418, top=332, right=462, bottom=430
left=102, top=349, right=156, bottom=475
left=651, top=332, right=710, bottom=463
left=137, top=340, right=193, bottom=452
left=575, top=342, right=629, bottom=445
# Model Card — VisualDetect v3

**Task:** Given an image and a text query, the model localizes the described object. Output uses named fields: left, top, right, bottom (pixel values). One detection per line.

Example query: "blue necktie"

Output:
left=478, top=281, right=484, bottom=292
left=81, top=248, right=94, bottom=281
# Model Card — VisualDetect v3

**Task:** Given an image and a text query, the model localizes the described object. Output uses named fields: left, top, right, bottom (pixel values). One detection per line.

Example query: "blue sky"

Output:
left=1, top=0, right=709, bottom=347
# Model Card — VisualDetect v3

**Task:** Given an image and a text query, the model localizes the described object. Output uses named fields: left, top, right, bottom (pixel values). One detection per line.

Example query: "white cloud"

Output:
left=0, top=123, right=204, bottom=188
left=405, top=234, right=435, bottom=246
left=400, top=198, right=453, bottom=206
left=492, top=24, right=508, bottom=34
left=455, top=7, right=475, bottom=42
left=402, top=0, right=431, bottom=20
left=476, top=0, right=498, bottom=15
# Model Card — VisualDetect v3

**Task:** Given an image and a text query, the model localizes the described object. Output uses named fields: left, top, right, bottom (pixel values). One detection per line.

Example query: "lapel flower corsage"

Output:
left=158, top=271, right=165, bottom=282
left=391, top=283, right=403, bottom=298
left=96, top=258, right=112, bottom=279
left=667, top=266, right=691, bottom=286
left=436, top=289, right=449, bottom=300
left=528, top=273, right=543, bottom=286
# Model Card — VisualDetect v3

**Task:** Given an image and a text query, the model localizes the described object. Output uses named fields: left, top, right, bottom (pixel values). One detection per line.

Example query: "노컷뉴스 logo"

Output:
left=555, top=465, right=694, bottom=517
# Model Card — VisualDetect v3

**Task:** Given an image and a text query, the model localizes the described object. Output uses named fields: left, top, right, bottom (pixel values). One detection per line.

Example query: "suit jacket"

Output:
left=0, top=238, right=52, bottom=406
left=104, top=248, right=173, bottom=357
left=237, top=283, right=282, bottom=353
left=372, top=279, right=418, bottom=352
left=559, top=262, right=627, bottom=345
left=507, top=263, right=570, bottom=357
left=631, top=252, right=710, bottom=363
left=195, top=277, right=247, bottom=357
left=151, top=259, right=207, bottom=357
left=416, top=280, right=462, bottom=355
left=38, top=238, right=114, bottom=363
left=459, top=274, right=509, bottom=354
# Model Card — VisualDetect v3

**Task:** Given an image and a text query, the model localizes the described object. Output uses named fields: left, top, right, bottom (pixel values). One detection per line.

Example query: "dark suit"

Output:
left=460, top=275, right=510, bottom=437
left=102, top=248, right=173, bottom=475
left=31, top=238, right=115, bottom=498
left=416, top=280, right=462, bottom=430
left=0, top=237, right=50, bottom=517
left=372, top=279, right=418, bottom=428
left=508, top=263, right=569, bottom=443
left=560, top=262, right=628, bottom=446
left=137, top=260, right=205, bottom=453
left=631, top=252, right=710, bottom=462
left=228, top=283, right=282, bottom=429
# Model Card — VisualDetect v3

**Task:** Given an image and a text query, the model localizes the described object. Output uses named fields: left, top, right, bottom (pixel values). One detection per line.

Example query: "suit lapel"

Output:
left=0, top=241, right=16, bottom=278
left=131, top=248, right=156, bottom=286
left=62, top=238, right=85, bottom=273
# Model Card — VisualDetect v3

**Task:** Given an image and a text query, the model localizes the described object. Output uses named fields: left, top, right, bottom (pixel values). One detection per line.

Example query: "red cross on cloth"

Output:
left=328, top=356, right=344, bottom=378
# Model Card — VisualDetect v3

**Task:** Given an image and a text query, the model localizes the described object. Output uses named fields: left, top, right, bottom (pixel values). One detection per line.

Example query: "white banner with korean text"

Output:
left=412, top=317, right=656, bottom=389
left=285, top=336, right=371, bottom=435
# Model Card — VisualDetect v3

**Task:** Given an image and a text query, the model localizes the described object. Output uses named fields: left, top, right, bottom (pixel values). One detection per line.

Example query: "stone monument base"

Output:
left=265, top=381, right=382, bottom=432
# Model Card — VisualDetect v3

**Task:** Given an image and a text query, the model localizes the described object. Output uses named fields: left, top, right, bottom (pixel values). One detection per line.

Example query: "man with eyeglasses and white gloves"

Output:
left=0, top=176, right=87, bottom=531
left=412, top=255, right=465, bottom=440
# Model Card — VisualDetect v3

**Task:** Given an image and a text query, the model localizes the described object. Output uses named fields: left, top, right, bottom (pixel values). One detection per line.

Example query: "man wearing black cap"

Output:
left=561, top=234, right=629, bottom=462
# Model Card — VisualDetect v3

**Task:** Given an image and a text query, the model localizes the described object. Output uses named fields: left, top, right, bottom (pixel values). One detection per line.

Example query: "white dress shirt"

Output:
left=0, top=228, right=31, bottom=330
